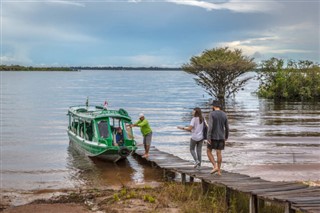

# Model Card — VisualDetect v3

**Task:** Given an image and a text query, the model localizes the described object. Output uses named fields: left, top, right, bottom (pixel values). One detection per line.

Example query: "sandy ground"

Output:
left=1, top=184, right=174, bottom=213
left=2, top=204, right=90, bottom=213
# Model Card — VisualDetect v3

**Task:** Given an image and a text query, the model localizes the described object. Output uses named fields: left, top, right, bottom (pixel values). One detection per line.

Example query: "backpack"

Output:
left=202, top=118, right=208, bottom=140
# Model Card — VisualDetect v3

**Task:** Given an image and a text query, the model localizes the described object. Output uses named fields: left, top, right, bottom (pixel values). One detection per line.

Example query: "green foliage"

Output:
left=182, top=47, right=256, bottom=107
left=257, top=58, right=320, bottom=101
left=113, top=193, right=120, bottom=202
left=143, top=194, right=155, bottom=203
left=0, top=64, right=74, bottom=71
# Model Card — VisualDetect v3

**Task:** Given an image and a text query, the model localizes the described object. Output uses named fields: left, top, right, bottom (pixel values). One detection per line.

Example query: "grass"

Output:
left=28, top=182, right=291, bottom=213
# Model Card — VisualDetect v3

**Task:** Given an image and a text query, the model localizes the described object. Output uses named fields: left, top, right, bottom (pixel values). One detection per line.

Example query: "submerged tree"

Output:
left=182, top=47, right=256, bottom=108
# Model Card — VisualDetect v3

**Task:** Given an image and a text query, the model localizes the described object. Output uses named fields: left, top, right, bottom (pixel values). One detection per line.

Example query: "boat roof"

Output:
left=68, top=105, right=132, bottom=121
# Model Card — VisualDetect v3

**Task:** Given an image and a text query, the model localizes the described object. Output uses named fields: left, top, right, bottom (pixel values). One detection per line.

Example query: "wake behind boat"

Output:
left=67, top=104, right=137, bottom=162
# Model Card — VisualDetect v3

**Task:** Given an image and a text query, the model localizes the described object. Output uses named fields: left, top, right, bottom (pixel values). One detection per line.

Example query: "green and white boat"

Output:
left=67, top=104, right=137, bottom=162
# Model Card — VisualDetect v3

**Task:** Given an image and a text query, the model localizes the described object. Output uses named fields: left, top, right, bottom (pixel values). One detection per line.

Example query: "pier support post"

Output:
left=181, top=173, right=186, bottom=184
left=249, top=194, right=258, bottom=213
left=225, top=187, right=231, bottom=211
left=285, top=202, right=295, bottom=213
left=201, top=180, right=209, bottom=195
left=163, top=169, right=167, bottom=179
left=151, top=162, right=157, bottom=168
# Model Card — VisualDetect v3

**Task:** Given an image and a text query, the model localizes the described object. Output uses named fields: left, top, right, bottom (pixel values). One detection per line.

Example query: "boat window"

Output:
left=124, top=122, right=134, bottom=140
left=85, top=121, right=93, bottom=141
left=79, top=120, right=85, bottom=138
left=71, top=117, right=79, bottom=134
left=98, top=120, right=109, bottom=138
left=110, top=118, right=122, bottom=145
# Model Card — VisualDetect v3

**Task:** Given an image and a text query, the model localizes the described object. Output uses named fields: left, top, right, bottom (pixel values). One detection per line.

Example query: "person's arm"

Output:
left=136, top=119, right=148, bottom=127
left=207, top=113, right=213, bottom=144
left=130, top=120, right=140, bottom=127
left=177, top=125, right=192, bottom=131
left=225, top=117, right=229, bottom=141
left=177, top=118, right=194, bottom=132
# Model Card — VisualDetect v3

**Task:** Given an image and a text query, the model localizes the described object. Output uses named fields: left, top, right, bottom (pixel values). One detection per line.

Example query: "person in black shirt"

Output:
left=207, top=100, right=229, bottom=176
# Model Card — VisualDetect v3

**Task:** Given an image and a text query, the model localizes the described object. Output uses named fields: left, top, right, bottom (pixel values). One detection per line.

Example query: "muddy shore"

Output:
left=2, top=163, right=319, bottom=213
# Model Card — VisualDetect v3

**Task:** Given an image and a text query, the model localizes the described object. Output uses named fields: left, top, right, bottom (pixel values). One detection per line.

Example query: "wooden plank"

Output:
left=289, top=197, right=320, bottom=203
left=248, top=185, right=308, bottom=194
left=259, top=187, right=320, bottom=197
left=268, top=191, right=320, bottom=201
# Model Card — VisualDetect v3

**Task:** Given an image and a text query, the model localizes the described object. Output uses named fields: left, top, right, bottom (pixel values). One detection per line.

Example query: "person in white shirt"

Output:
left=177, top=107, right=206, bottom=168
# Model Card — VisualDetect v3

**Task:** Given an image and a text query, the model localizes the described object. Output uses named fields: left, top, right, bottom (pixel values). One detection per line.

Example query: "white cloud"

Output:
left=217, top=36, right=313, bottom=59
left=166, top=0, right=282, bottom=13
left=0, top=44, right=33, bottom=65
left=47, top=0, right=86, bottom=7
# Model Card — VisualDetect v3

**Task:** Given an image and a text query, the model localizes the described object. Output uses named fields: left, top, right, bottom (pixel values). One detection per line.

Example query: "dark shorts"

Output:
left=207, top=140, right=225, bottom=150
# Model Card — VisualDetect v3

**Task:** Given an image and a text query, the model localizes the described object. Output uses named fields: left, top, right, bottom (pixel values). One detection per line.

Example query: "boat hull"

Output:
left=68, top=130, right=135, bottom=162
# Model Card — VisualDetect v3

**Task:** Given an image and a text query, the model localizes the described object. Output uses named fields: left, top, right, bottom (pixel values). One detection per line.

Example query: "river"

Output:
left=1, top=70, right=319, bottom=194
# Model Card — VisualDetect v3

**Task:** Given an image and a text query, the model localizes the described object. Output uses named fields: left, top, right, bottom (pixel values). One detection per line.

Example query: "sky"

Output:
left=1, top=0, right=319, bottom=67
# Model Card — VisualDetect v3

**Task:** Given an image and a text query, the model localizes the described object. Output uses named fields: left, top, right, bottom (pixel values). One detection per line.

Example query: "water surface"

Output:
left=1, top=70, right=319, bottom=192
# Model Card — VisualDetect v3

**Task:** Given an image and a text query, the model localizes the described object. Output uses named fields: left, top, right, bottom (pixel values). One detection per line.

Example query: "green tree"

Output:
left=257, top=58, right=320, bottom=101
left=182, top=47, right=256, bottom=108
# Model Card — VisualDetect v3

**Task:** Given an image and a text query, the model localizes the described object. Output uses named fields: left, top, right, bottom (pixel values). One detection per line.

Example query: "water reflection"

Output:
left=66, top=145, right=163, bottom=188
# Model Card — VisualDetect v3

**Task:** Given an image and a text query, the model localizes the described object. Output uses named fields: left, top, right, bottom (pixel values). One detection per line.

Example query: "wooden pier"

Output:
left=134, top=146, right=320, bottom=213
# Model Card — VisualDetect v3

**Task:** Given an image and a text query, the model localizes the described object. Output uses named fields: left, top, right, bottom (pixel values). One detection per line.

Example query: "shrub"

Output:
left=257, top=58, right=320, bottom=101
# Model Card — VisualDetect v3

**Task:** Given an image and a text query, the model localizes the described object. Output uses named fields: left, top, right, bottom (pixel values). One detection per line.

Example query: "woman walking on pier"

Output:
left=178, top=107, right=206, bottom=168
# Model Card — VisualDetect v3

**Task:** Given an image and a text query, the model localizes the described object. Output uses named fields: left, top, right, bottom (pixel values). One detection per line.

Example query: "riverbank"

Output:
left=1, top=182, right=226, bottom=213
left=3, top=179, right=318, bottom=213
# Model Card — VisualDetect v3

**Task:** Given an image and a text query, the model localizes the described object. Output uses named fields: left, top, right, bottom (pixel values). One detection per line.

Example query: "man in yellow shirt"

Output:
left=130, top=113, right=152, bottom=158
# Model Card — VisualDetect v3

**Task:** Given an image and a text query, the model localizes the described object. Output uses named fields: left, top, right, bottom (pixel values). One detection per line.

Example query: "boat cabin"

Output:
left=68, top=106, right=135, bottom=147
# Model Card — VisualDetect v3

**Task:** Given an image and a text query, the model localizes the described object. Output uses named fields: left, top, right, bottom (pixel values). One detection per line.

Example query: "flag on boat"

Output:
left=104, top=100, right=108, bottom=109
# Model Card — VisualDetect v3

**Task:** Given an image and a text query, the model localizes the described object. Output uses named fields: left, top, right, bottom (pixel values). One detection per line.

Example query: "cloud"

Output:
left=0, top=44, right=33, bottom=65
left=165, top=0, right=282, bottom=13
left=217, top=36, right=313, bottom=60
left=47, top=0, right=86, bottom=7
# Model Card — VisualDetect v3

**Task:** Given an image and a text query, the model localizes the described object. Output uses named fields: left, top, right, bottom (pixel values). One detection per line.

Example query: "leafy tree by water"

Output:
left=257, top=58, right=320, bottom=101
left=182, top=47, right=256, bottom=108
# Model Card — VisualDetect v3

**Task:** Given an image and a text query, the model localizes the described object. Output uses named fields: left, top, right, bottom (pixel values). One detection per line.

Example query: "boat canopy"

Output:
left=68, top=106, right=132, bottom=122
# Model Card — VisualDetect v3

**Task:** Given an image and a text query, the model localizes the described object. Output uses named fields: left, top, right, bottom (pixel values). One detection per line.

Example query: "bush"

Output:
left=257, top=58, right=320, bottom=101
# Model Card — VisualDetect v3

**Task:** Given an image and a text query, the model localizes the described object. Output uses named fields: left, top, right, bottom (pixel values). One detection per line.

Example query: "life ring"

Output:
left=118, top=146, right=131, bottom=157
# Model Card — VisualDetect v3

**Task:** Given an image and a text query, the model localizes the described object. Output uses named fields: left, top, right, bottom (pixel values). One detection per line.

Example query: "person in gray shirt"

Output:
left=207, top=100, right=229, bottom=176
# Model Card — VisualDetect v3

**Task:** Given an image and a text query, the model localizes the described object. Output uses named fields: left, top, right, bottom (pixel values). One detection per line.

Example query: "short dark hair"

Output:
left=211, top=100, right=221, bottom=108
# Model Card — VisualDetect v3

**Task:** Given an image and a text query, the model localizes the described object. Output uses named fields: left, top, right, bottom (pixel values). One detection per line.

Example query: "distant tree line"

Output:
left=0, top=65, right=74, bottom=71
left=71, top=66, right=182, bottom=71
left=0, top=65, right=182, bottom=71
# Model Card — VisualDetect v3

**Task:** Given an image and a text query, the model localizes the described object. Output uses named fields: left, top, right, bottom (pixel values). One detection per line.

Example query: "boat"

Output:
left=67, top=104, right=137, bottom=162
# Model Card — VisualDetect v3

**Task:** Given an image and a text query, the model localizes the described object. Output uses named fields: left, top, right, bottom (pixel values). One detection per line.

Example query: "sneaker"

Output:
left=194, top=161, right=201, bottom=168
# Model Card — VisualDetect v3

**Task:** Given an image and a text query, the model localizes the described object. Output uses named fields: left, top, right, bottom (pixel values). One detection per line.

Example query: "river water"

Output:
left=1, top=70, right=319, bottom=193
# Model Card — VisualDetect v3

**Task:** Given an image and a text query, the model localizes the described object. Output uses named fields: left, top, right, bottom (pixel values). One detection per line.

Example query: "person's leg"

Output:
left=216, top=150, right=222, bottom=175
left=207, top=148, right=218, bottom=173
left=144, top=132, right=152, bottom=157
left=142, top=136, right=147, bottom=157
left=190, top=139, right=198, bottom=164
left=216, top=140, right=225, bottom=175
left=196, top=140, right=203, bottom=166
